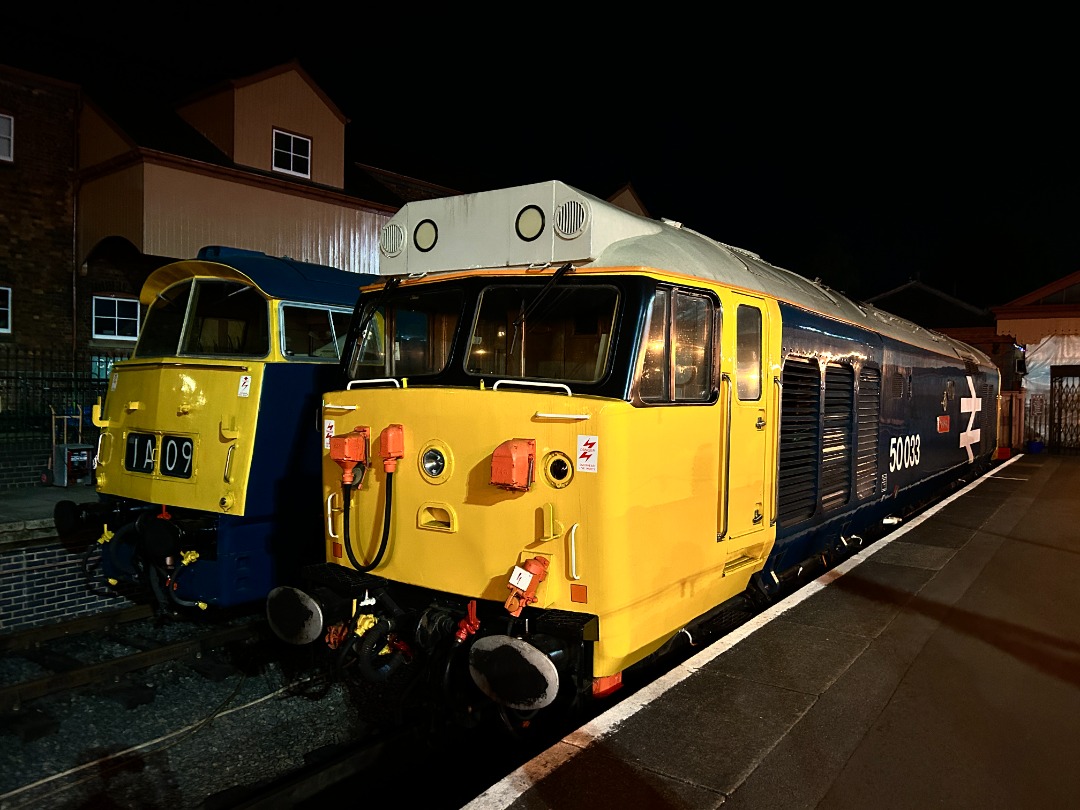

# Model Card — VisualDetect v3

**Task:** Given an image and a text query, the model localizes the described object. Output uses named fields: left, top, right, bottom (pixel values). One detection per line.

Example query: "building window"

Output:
left=93, top=296, right=140, bottom=341
left=0, top=114, right=12, bottom=162
left=272, top=129, right=310, bottom=178
left=0, top=286, right=11, bottom=333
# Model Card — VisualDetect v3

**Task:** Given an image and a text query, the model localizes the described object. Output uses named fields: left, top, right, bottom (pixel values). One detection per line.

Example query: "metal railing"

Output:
left=0, top=346, right=131, bottom=451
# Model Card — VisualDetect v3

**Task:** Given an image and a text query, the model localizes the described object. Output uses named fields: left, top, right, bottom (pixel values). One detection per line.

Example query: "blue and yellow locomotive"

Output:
left=266, top=182, right=999, bottom=726
left=57, top=246, right=376, bottom=613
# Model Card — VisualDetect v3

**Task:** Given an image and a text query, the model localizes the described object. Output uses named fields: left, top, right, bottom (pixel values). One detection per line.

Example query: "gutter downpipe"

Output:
left=71, top=89, right=80, bottom=363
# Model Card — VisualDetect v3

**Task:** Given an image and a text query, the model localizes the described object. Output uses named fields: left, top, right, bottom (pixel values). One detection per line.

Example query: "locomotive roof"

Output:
left=141, top=246, right=371, bottom=308
left=377, top=181, right=993, bottom=367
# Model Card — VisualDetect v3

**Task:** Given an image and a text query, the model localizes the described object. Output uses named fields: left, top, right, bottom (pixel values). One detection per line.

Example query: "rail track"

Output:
left=0, top=600, right=546, bottom=809
left=0, top=605, right=268, bottom=714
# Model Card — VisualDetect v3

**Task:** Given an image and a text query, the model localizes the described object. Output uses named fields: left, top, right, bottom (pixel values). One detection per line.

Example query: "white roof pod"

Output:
left=377, top=180, right=994, bottom=366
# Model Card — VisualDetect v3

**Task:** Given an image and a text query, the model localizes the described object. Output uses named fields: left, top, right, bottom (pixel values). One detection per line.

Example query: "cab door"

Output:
left=722, top=294, right=772, bottom=540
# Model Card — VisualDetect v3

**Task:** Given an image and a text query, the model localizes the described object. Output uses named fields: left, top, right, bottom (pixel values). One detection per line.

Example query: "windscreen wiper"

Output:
left=508, top=262, right=574, bottom=361
left=515, top=262, right=573, bottom=330
left=340, top=277, right=401, bottom=379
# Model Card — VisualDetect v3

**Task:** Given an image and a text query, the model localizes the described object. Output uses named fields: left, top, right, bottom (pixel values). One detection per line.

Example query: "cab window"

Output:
left=638, top=287, right=716, bottom=403
left=736, top=305, right=762, bottom=400
left=181, top=281, right=269, bottom=357
left=281, top=304, right=351, bottom=360
left=466, top=284, right=618, bottom=382
left=346, top=289, right=464, bottom=378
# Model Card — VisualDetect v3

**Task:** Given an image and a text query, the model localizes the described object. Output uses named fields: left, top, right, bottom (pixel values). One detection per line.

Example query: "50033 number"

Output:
left=889, top=434, right=921, bottom=472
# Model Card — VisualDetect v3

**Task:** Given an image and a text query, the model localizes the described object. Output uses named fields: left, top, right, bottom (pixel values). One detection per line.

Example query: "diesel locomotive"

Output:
left=56, top=246, right=377, bottom=613
left=265, top=182, right=999, bottom=728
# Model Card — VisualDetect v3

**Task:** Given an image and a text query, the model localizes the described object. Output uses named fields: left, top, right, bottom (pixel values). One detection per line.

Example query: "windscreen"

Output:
left=134, top=279, right=269, bottom=358
left=345, top=288, right=464, bottom=379
left=467, top=284, right=618, bottom=382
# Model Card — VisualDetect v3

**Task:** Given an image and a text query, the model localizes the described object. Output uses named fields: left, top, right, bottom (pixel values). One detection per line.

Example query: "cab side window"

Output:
left=736, top=305, right=762, bottom=400
left=282, top=304, right=351, bottom=360
left=638, top=287, right=716, bottom=404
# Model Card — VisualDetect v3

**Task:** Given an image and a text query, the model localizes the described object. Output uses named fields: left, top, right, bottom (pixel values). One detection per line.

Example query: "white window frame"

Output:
left=272, top=128, right=311, bottom=178
left=0, top=286, right=11, bottom=333
left=0, top=113, right=12, bottom=163
left=92, top=295, right=141, bottom=341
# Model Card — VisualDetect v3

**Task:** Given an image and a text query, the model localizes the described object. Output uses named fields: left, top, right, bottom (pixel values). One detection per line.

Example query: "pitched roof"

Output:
left=998, top=268, right=1080, bottom=308
left=864, top=278, right=992, bottom=329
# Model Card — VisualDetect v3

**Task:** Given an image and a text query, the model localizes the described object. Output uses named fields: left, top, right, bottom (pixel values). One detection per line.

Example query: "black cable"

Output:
left=341, top=470, right=393, bottom=573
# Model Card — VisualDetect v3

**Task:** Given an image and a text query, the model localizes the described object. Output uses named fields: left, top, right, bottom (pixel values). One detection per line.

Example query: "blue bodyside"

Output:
left=171, top=517, right=275, bottom=607
left=764, top=302, right=997, bottom=582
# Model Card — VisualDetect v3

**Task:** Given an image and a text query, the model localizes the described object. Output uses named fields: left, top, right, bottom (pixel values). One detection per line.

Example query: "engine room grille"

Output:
left=856, top=367, right=881, bottom=499
left=777, top=357, right=821, bottom=525
left=890, top=367, right=906, bottom=398
left=821, top=363, right=854, bottom=510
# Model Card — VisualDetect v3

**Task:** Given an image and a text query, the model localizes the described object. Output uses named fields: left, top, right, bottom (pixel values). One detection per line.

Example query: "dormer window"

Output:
left=0, top=114, right=13, bottom=163
left=272, top=128, right=310, bottom=178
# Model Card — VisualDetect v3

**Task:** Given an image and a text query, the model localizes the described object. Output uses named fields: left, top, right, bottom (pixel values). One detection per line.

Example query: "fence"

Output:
left=0, top=346, right=131, bottom=488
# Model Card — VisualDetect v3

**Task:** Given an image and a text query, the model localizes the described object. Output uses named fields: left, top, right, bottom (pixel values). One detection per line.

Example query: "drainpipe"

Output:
left=71, top=89, right=80, bottom=365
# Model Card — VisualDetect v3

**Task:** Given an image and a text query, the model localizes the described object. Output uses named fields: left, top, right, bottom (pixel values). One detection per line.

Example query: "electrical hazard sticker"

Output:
left=324, top=419, right=335, bottom=450
left=577, top=435, right=598, bottom=473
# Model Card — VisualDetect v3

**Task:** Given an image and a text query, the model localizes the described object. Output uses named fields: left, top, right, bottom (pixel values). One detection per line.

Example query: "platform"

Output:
left=465, top=453, right=1080, bottom=809
left=0, top=483, right=90, bottom=544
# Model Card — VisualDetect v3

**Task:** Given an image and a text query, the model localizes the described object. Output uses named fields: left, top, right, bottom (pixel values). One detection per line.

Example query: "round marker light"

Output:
left=515, top=205, right=545, bottom=242
left=414, top=219, right=438, bottom=252
left=542, top=451, right=574, bottom=489
left=422, top=448, right=446, bottom=477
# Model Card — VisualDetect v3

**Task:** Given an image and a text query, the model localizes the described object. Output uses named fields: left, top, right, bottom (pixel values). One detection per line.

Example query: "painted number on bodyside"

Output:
left=889, top=434, right=921, bottom=472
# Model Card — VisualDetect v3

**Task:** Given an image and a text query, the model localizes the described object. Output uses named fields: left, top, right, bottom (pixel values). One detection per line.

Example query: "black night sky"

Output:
left=6, top=10, right=1076, bottom=310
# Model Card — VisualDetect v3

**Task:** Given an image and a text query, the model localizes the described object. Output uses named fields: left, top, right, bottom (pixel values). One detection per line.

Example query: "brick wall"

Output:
left=0, top=66, right=79, bottom=353
left=0, top=536, right=137, bottom=634
left=0, top=441, right=50, bottom=488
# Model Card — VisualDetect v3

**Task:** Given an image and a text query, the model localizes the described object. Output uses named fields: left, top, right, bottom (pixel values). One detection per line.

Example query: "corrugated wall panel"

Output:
left=78, top=166, right=146, bottom=260
left=137, top=164, right=390, bottom=274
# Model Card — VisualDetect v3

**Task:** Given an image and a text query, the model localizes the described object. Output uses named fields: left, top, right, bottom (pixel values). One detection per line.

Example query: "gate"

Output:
left=1049, top=365, right=1080, bottom=454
